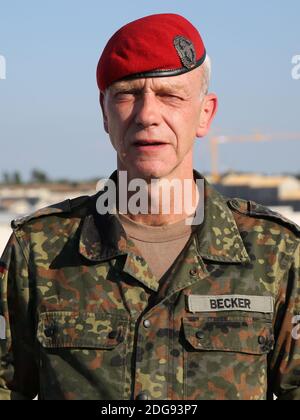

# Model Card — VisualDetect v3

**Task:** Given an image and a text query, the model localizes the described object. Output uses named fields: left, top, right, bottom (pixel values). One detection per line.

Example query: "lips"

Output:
left=133, top=140, right=168, bottom=146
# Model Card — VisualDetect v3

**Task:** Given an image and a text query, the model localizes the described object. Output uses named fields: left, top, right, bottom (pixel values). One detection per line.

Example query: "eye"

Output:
left=115, top=90, right=139, bottom=99
left=158, top=93, right=184, bottom=102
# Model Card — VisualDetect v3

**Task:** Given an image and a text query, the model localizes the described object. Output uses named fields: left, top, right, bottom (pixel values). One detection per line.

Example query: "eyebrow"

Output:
left=110, top=81, right=189, bottom=95
left=110, top=82, right=138, bottom=91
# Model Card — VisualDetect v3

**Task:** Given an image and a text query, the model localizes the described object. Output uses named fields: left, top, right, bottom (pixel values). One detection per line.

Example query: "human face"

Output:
left=101, top=68, right=217, bottom=181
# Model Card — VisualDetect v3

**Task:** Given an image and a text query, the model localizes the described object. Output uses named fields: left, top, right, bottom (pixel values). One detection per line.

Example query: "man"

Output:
left=0, top=13, right=300, bottom=400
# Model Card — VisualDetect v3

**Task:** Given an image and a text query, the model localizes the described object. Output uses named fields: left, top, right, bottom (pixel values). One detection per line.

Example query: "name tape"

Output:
left=188, top=295, right=274, bottom=314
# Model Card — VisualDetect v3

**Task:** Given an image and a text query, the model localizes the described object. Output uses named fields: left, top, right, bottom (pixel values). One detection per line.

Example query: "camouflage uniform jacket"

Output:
left=1, top=170, right=300, bottom=400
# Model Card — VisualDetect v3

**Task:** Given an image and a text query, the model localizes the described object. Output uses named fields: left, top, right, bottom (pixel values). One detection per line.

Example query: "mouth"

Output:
left=133, top=140, right=169, bottom=151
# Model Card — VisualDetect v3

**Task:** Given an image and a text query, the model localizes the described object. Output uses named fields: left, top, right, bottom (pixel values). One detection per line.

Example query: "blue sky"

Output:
left=0, top=0, right=299, bottom=180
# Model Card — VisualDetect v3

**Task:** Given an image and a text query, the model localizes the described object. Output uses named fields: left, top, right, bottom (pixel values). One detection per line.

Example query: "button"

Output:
left=258, top=336, right=266, bottom=345
left=44, top=325, right=57, bottom=338
left=196, top=331, right=205, bottom=340
left=190, top=269, right=197, bottom=277
left=143, top=320, right=151, bottom=329
left=136, top=392, right=149, bottom=400
left=263, top=337, right=275, bottom=352
left=108, top=330, right=118, bottom=339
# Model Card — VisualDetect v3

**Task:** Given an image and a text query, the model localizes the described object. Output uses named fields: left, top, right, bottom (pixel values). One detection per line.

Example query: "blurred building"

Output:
left=0, top=183, right=96, bottom=254
left=1, top=174, right=300, bottom=254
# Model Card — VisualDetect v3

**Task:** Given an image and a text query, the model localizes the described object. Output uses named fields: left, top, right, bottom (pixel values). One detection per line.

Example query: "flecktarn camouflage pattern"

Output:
left=0, top=170, right=300, bottom=400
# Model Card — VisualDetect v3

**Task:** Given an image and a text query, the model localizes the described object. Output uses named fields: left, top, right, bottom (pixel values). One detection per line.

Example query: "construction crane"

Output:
left=209, top=133, right=300, bottom=183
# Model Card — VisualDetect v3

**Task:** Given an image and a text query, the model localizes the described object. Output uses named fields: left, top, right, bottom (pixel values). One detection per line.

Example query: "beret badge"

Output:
left=174, top=36, right=197, bottom=69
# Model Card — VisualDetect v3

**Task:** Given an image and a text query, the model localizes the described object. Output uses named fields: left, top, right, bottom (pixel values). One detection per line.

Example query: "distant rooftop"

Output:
left=0, top=182, right=97, bottom=192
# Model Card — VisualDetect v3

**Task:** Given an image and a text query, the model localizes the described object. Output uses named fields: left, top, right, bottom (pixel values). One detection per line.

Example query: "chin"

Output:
left=133, top=163, right=171, bottom=180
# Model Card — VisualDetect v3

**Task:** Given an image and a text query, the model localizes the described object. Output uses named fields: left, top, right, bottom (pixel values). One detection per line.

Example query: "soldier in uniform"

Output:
left=1, top=13, right=300, bottom=400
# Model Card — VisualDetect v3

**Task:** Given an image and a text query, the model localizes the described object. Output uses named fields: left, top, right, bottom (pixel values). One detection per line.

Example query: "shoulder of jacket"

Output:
left=227, top=197, right=300, bottom=238
left=11, top=195, right=91, bottom=230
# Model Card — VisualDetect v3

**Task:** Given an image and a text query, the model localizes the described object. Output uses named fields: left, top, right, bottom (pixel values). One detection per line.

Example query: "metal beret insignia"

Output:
left=174, top=36, right=197, bottom=69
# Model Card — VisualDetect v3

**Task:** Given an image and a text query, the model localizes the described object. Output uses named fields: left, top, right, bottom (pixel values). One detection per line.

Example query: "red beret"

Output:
left=97, top=13, right=206, bottom=91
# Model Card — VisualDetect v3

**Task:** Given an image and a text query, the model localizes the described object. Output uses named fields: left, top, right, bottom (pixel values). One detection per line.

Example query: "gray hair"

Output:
left=200, top=55, right=211, bottom=99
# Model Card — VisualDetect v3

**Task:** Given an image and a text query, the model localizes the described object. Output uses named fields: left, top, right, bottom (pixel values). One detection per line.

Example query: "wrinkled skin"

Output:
left=101, top=68, right=217, bottom=181
left=0, top=170, right=300, bottom=400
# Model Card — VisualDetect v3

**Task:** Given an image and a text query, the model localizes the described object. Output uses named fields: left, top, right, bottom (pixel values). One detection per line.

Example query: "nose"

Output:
left=134, top=93, right=161, bottom=128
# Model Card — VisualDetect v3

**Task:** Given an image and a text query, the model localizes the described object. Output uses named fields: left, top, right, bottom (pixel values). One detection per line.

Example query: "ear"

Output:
left=196, top=94, right=218, bottom=138
left=100, top=91, right=109, bottom=133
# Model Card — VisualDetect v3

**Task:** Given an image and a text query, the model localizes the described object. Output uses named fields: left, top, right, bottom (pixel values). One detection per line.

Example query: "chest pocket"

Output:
left=183, top=315, right=274, bottom=355
left=37, top=311, right=128, bottom=349
left=37, top=311, right=129, bottom=400
left=182, top=315, right=274, bottom=400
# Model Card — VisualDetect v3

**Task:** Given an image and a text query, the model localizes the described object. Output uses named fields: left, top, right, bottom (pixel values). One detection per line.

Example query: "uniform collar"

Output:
left=195, top=173, right=250, bottom=264
left=79, top=170, right=250, bottom=265
left=79, top=169, right=127, bottom=262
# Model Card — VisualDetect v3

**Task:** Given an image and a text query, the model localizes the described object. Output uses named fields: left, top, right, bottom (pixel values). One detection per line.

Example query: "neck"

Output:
left=116, top=168, right=199, bottom=226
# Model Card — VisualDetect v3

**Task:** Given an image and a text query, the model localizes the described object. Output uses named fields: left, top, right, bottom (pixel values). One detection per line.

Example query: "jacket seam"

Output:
left=13, top=230, right=30, bottom=265
left=275, top=240, right=300, bottom=302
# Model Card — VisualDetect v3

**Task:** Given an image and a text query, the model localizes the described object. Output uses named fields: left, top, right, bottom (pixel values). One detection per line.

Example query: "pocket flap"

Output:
left=37, top=311, right=128, bottom=349
left=183, top=316, right=274, bottom=355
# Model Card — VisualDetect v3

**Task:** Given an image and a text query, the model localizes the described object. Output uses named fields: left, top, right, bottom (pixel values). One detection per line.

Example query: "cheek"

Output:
left=107, top=105, right=133, bottom=136
left=168, top=110, right=200, bottom=146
